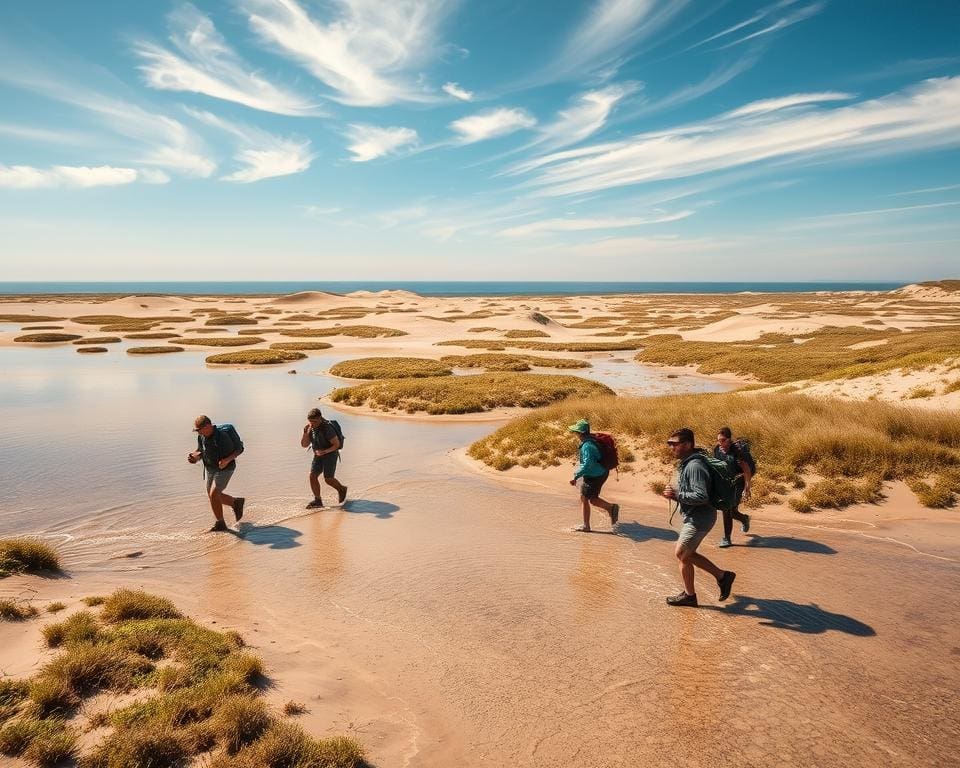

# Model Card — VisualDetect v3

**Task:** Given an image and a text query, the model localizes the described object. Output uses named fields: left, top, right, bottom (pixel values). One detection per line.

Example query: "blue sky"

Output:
left=1, top=0, right=958, bottom=281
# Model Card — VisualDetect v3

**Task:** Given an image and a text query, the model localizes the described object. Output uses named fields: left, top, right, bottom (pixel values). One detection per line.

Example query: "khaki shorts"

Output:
left=678, top=509, right=717, bottom=553
left=204, top=467, right=234, bottom=494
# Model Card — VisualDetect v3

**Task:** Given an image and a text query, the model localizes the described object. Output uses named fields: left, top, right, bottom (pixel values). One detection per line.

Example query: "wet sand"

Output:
left=2, top=298, right=959, bottom=767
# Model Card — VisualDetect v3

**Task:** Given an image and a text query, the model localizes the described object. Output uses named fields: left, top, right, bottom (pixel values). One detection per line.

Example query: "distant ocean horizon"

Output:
left=0, top=281, right=907, bottom=297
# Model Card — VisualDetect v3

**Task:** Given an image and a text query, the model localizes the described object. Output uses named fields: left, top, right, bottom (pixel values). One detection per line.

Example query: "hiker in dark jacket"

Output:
left=714, top=426, right=752, bottom=548
left=187, top=415, right=245, bottom=532
left=568, top=419, right=619, bottom=532
left=662, top=428, right=735, bottom=607
left=300, top=407, right=347, bottom=509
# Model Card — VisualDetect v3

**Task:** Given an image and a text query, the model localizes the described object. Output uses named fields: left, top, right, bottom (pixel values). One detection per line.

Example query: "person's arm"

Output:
left=738, top=458, right=753, bottom=498
left=573, top=441, right=600, bottom=480
left=677, top=460, right=711, bottom=506
left=314, top=435, right=341, bottom=456
left=301, top=425, right=312, bottom=448
left=217, top=450, right=240, bottom=470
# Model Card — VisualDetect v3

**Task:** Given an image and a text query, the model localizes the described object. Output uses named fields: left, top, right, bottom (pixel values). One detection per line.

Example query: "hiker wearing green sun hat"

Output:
left=568, top=418, right=620, bottom=532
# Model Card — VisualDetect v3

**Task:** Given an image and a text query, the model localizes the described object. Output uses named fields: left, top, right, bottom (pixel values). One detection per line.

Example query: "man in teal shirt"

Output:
left=569, top=419, right=620, bottom=532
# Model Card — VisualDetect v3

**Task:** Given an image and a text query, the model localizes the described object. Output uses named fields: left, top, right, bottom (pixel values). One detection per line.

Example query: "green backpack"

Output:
left=689, top=452, right=739, bottom=512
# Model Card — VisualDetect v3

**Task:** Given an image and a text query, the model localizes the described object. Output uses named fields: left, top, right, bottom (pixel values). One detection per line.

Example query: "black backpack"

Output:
left=734, top=438, right=756, bottom=475
left=328, top=419, right=345, bottom=449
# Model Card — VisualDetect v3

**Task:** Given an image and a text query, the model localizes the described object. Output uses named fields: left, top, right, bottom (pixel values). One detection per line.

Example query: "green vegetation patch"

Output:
left=269, top=341, right=333, bottom=351
left=0, top=589, right=366, bottom=768
left=439, top=353, right=589, bottom=371
left=0, top=538, right=61, bottom=578
left=468, top=391, right=960, bottom=508
left=280, top=325, right=407, bottom=338
left=127, top=346, right=185, bottom=354
left=14, top=333, right=82, bottom=343
left=178, top=337, right=265, bottom=347
left=206, top=350, right=307, bottom=365
left=331, top=372, right=613, bottom=415
left=330, top=357, right=453, bottom=379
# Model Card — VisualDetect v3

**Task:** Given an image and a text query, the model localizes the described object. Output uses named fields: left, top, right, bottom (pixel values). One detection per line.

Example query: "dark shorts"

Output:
left=311, top=452, right=339, bottom=478
left=580, top=471, right=609, bottom=499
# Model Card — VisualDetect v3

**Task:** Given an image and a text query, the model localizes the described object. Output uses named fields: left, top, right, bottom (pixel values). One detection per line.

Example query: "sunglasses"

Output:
left=666, top=440, right=683, bottom=446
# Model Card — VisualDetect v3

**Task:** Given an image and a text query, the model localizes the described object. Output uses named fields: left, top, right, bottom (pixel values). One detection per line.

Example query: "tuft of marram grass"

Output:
left=330, top=357, right=452, bottom=379
left=14, top=333, right=82, bottom=343
left=503, top=329, right=549, bottom=338
left=126, top=346, right=184, bottom=355
left=439, top=353, right=590, bottom=371
left=269, top=341, right=333, bottom=351
left=42, top=611, right=101, bottom=648
left=72, top=336, right=122, bottom=345
left=0, top=538, right=60, bottom=577
left=101, top=589, right=182, bottom=623
left=283, top=700, right=307, bottom=716
left=209, top=720, right=365, bottom=768
left=178, top=336, right=265, bottom=347
left=77, top=346, right=109, bottom=354
left=206, top=349, right=307, bottom=365
left=0, top=600, right=39, bottom=621
left=0, top=715, right=79, bottom=766
left=280, top=325, right=407, bottom=338
left=45, top=602, right=66, bottom=614
left=81, top=596, right=105, bottom=607
left=437, top=338, right=644, bottom=352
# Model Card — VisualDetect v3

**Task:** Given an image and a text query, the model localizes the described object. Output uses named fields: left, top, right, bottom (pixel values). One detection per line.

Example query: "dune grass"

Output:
left=127, top=346, right=184, bottom=354
left=14, top=333, right=82, bottom=343
left=468, top=391, right=960, bottom=507
left=178, top=337, right=265, bottom=347
left=437, top=339, right=644, bottom=352
left=77, top=347, right=108, bottom=354
left=0, top=315, right=62, bottom=323
left=0, top=589, right=366, bottom=768
left=280, top=325, right=407, bottom=338
left=73, top=337, right=122, bottom=345
left=0, top=538, right=60, bottom=577
left=439, top=353, right=590, bottom=371
left=331, top=372, right=613, bottom=415
left=330, top=357, right=453, bottom=379
left=269, top=341, right=333, bottom=351
left=0, top=600, right=38, bottom=621
left=21, top=325, right=63, bottom=330
left=206, top=316, right=258, bottom=326
left=124, top=332, right=182, bottom=340
left=503, top=329, right=550, bottom=338
left=71, top=315, right=187, bottom=326
left=45, top=603, right=66, bottom=614
left=206, top=350, right=307, bottom=365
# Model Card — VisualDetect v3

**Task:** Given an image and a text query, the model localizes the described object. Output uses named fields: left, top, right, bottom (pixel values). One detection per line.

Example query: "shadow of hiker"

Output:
left=615, top=521, right=677, bottom=543
left=342, top=500, right=399, bottom=519
left=235, top=522, right=303, bottom=550
left=704, top=595, right=876, bottom=636
left=743, top=534, right=837, bottom=555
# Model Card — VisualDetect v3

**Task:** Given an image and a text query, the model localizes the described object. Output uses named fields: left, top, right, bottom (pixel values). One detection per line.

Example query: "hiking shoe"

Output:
left=209, top=520, right=229, bottom=533
left=573, top=524, right=591, bottom=533
left=718, top=571, right=736, bottom=602
left=741, top=514, right=751, bottom=534
left=338, top=486, right=348, bottom=504
left=718, top=537, right=732, bottom=548
left=305, top=498, right=324, bottom=510
left=666, top=591, right=698, bottom=607
left=609, top=503, right=620, bottom=526
left=234, top=497, right=245, bottom=522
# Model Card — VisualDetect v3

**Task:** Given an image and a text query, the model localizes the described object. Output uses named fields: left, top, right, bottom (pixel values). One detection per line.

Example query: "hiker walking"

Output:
left=714, top=426, right=753, bottom=548
left=301, top=407, right=347, bottom=509
left=662, top=428, right=735, bottom=607
left=568, top=419, right=620, bottom=532
left=187, top=415, right=245, bottom=533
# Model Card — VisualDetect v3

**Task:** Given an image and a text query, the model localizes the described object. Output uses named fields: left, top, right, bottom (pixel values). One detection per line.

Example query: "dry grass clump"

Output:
left=77, top=347, right=108, bottom=354
left=0, top=314, right=62, bottom=323
left=206, top=350, right=307, bottom=365
left=282, top=700, right=307, bottom=716
left=944, top=379, right=960, bottom=395
left=801, top=475, right=884, bottom=509
left=45, top=603, right=66, bottom=614
left=330, top=357, right=452, bottom=379
left=0, top=589, right=365, bottom=768
left=73, top=337, right=122, bottom=345
left=503, top=329, right=550, bottom=338
left=71, top=315, right=187, bottom=326
left=907, top=471, right=960, bottom=508
left=22, top=325, right=63, bottom=330
left=280, top=325, right=407, bottom=338
left=437, top=339, right=644, bottom=352
left=237, top=328, right=272, bottom=335
left=467, top=392, right=960, bottom=507
left=14, top=333, right=82, bottom=343
left=331, top=373, right=613, bottom=415
left=439, top=353, right=589, bottom=371
left=907, top=386, right=935, bottom=399
left=0, top=538, right=60, bottom=577
left=124, top=332, right=182, bottom=339
left=127, top=346, right=184, bottom=354
left=206, top=316, right=258, bottom=326
left=178, top=337, right=265, bottom=347
left=81, top=596, right=105, bottom=607
left=0, top=600, right=38, bottom=621
left=269, top=341, right=333, bottom=351
left=42, top=611, right=101, bottom=648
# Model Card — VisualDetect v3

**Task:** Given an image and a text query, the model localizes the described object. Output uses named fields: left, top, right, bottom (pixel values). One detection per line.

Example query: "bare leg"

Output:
left=731, top=506, right=749, bottom=526
left=324, top=476, right=345, bottom=494
left=676, top=545, right=725, bottom=595
left=722, top=507, right=734, bottom=539
left=690, top=551, right=724, bottom=579
left=590, top=496, right=613, bottom=512
left=219, top=492, right=236, bottom=510
left=309, top=472, right=323, bottom=501
left=581, top=495, right=591, bottom=530
left=208, top=489, right=225, bottom=523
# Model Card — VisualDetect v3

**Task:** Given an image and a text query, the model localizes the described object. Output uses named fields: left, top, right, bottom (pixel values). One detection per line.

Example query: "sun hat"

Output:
left=568, top=418, right=590, bottom=434
left=193, top=414, right=212, bottom=431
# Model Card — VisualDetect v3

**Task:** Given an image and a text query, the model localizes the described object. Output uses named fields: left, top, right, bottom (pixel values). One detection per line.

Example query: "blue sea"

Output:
left=0, top=281, right=906, bottom=296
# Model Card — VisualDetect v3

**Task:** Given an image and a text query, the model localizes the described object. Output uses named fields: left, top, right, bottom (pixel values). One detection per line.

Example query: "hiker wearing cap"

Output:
left=662, top=427, right=735, bottom=607
left=714, top=426, right=753, bottom=548
left=568, top=419, right=620, bottom=532
left=187, top=415, right=245, bottom=533
left=300, top=407, right=347, bottom=509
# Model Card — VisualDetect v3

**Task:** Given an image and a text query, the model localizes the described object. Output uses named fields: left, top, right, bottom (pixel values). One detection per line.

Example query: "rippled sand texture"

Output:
left=1, top=351, right=958, bottom=767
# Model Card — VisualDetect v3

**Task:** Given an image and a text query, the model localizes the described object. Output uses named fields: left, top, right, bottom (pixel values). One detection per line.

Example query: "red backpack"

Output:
left=590, top=433, right=619, bottom=471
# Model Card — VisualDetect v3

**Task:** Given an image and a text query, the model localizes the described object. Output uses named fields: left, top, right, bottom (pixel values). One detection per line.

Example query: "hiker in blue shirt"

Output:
left=300, top=407, right=347, bottom=509
left=568, top=419, right=620, bottom=532
left=187, top=414, right=245, bottom=533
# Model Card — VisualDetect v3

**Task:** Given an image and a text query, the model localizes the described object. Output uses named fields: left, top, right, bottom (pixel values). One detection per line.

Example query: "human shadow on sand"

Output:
left=342, top=500, right=399, bottom=519
left=614, top=521, right=677, bottom=543
left=742, top=534, right=837, bottom=555
left=233, top=522, right=303, bottom=550
left=703, top=595, right=876, bottom=636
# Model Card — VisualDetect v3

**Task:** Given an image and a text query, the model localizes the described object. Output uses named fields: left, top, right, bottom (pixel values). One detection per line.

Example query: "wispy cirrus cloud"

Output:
left=450, top=107, right=536, bottom=144
left=345, top=124, right=419, bottom=162
left=516, top=77, right=960, bottom=198
left=693, top=1, right=825, bottom=51
left=442, top=82, right=474, bottom=101
left=532, top=83, right=637, bottom=151
left=240, top=0, right=453, bottom=106
left=0, top=165, right=154, bottom=189
left=135, top=3, right=321, bottom=116
left=724, top=91, right=854, bottom=118
left=187, top=108, right=314, bottom=182
left=500, top=209, right=693, bottom=237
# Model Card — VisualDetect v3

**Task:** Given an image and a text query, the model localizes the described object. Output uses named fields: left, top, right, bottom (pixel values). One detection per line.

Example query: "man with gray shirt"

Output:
left=662, top=427, right=736, bottom=607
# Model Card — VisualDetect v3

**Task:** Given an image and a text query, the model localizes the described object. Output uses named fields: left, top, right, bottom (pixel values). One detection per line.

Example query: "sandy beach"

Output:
left=2, top=286, right=960, bottom=767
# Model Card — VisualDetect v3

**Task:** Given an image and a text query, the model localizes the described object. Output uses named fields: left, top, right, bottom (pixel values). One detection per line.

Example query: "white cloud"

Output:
left=301, top=205, right=343, bottom=219
left=518, top=77, right=960, bottom=198
left=187, top=108, right=314, bottom=182
left=534, top=83, right=636, bottom=150
left=450, top=107, right=536, bottom=144
left=500, top=210, right=693, bottom=237
left=138, top=169, right=172, bottom=185
left=241, top=0, right=452, bottom=106
left=0, top=165, right=140, bottom=189
left=724, top=91, right=854, bottom=119
left=135, top=3, right=320, bottom=116
left=0, top=123, right=88, bottom=145
left=345, top=124, right=419, bottom=162
left=888, top=183, right=960, bottom=197
left=716, top=2, right=825, bottom=50
left=442, top=82, right=474, bottom=101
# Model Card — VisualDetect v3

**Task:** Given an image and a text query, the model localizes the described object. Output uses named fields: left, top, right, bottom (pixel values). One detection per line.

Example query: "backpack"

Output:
left=733, top=438, right=756, bottom=475
left=689, top=452, right=738, bottom=512
left=312, top=420, right=345, bottom=451
left=589, top=433, right=618, bottom=471
left=197, top=424, right=244, bottom=467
